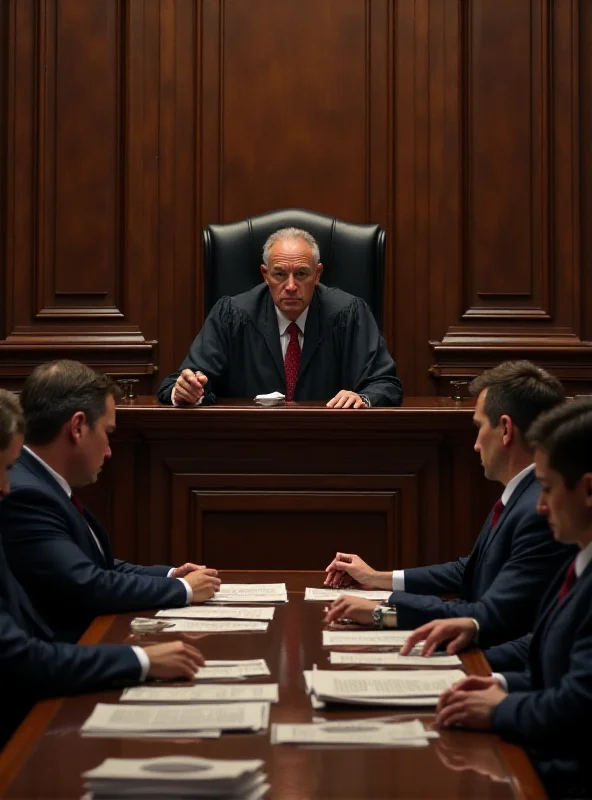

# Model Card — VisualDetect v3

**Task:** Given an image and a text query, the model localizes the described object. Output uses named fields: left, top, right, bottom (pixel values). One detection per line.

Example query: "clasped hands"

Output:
left=173, top=370, right=368, bottom=409
left=169, top=561, right=221, bottom=603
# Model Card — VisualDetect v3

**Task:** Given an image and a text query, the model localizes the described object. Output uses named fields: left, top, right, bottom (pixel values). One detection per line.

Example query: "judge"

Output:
left=157, top=227, right=403, bottom=408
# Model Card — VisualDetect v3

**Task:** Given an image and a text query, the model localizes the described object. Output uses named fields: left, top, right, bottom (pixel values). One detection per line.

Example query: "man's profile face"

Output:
left=473, top=389, right=505, bottom=482
left=535, top=447, right=590, bottom=545
left=260, top=237, right=323, bottom=321
left=73, top=394, right=116, bottom=487
left=0, top=432, right=24, bottom=497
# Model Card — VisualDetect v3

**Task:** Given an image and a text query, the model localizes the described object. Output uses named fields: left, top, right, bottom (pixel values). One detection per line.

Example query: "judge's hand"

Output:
left=436, top=683, right=507, bottom=731
left=437, top=676, right=502, bottom=714
left=173, top=369, right=208, bottom=405
left=184, top=568, right=221, bottom=602
left=324, top=596, right=378, bottom=625
left=324, top=552, right=378, bottom=588
left=170, top=562, right=207, bottom=579
left=144, top=639, right=205, bottom=680
left=400, top=618, right=478, bottom=657
left=326, top=390, right=366, bottom=409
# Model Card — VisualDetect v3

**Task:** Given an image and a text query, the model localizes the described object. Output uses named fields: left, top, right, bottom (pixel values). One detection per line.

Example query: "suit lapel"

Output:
left=258, top=293, right=285, bottom=382
left=477, top=469, right=536, bottom=564
left=83, top=508, right=113, bottom=567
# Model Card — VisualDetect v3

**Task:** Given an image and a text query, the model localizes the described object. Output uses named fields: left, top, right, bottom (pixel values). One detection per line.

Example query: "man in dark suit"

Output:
left=0, top=360, right=221, bottom=643
left=324, top=361, right=575, bottom=647
left=433, top=398, right=592, bottom=799
left=157, top=227, right=403, bottom=408
left=0, top=389, right=205, bottom=748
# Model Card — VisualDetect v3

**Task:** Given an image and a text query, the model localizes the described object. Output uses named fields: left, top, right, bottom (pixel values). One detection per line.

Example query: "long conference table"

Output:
left=0, top=572, right=547, bottom=799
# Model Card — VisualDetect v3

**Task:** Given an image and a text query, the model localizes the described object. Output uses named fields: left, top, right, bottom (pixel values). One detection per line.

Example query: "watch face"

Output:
left=372, top=606, right=382, bottom=625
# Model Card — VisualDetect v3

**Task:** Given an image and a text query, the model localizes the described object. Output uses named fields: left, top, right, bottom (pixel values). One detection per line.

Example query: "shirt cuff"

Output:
left=470, top=617, right=480, bottom=644
left=392, top=570, right=405, bottom=591
left=132, top=646, right=151, bottom=682
left=492, top=672, right=508, bottom=692
left=177, top=577, right=193, bottom=603
left=171, top=385, right=204, bottom=407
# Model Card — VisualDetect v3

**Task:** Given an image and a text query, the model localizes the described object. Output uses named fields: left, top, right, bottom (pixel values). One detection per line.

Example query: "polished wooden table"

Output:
left=0, top=573, right=546, bottom=799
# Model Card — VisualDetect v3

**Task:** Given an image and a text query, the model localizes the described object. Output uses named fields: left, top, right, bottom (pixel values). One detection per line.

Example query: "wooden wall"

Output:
left=1, top=0, right=591, bottom=395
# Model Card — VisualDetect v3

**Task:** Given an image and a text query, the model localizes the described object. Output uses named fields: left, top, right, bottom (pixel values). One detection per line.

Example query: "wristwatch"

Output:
left=371, top=604, right=398, bottom=628
left=359, top=394, right=371, bottom=408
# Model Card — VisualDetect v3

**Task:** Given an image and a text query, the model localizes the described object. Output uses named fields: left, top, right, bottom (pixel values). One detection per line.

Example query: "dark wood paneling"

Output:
left=0, top=0, right=591, bottom=393
left=76, top=399, right=495, bottom=574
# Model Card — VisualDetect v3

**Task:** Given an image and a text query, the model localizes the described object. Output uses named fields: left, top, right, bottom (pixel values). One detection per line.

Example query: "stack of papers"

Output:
left=305, top=669, right=465, bottom=708
left=121, top=684, right=279, bottom=703
left=194, top=659, right=271, bottom=680
left=157, top=607, right=275, bottom=621
left=329, top=651, right=462, bottom=667
left=208, top=583, right=288, bottom=604
left=147, top=619, right=269, bottom=633
left=305, top=588, right=392, bottom=602
left=272, top=718, right=435, bottom=747
left=322, top=629, right=411, bottom=647
left=82, top=755, right=268, bottom=799
left=80, top=702, right=270, bottom=738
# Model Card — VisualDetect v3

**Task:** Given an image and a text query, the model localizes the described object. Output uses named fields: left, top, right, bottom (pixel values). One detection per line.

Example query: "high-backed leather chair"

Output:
left=202, top=209, right=386, bottom=328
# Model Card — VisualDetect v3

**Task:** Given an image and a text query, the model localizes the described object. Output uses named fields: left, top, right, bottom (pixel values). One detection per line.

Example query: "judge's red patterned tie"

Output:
left=490, top=498, right=504, bottom=529
left=284, top=322, right=301, bottom=401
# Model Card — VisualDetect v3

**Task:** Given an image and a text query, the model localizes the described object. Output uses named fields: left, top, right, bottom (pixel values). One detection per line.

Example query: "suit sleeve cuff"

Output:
left=492, top=672, right=508, bottom=691
left=131, top=646, right=151, bottom=682
left=392, top=570, right=405, bottom=591
left=177, top=577, right=193, bottom=603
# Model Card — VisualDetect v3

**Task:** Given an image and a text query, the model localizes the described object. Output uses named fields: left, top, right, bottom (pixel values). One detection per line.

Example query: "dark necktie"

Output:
left=557, top=560, right=577, bottom=603
left=70, top=494, right=85, bottom=516
left=490, top=498, right=504, bottom=529
left=284, top=322, right=301, bottom=401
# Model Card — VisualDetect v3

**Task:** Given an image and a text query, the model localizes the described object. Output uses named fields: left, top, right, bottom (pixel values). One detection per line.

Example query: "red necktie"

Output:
left=490, top=498, right=504, bottom=529
left=557, top=560, right=577, bottom=602
left=284, top=322, right=301, bottom=401
left=71, top=494, right=85, bottom=516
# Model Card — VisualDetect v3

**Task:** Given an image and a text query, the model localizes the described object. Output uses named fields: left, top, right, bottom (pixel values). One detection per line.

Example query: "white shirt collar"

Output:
left=274, top=304, right=309, bottom=337
left=501, top=463, right=535, bottom=507
left=575, top=541, right=592, bottom=578
left=23, top=445, right=72, bottom=498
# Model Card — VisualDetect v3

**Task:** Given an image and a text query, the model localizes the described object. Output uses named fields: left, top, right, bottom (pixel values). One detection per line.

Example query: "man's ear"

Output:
left=260, top=264, right=268, bottom=284
left=315, top=263, right=324, bottom=284
left=499, top=414, right=514, bottom=446
left=68, top=411, right=86, bottom=444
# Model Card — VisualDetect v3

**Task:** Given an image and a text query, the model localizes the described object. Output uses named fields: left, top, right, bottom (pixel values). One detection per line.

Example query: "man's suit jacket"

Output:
left=387, top=470, right=576, bottom=644
left=0, top=450, right=188, bottom=642
left=490, top=557, right=592, bottom=797
left=0, top=535, right=140, bottom=747
left=156, top=283, right=403, bottom=407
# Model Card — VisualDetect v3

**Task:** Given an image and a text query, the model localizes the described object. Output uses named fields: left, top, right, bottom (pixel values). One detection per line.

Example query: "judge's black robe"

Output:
left=157, top=284, right=403, bottom=406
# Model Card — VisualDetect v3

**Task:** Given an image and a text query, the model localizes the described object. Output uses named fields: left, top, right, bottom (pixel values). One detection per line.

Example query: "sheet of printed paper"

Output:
left=329, top=651, right=462, bottom=667
left=156, top=606, right=275, bottom=620
left=310, top=669, right=465, bottom=698
left=322, top=629, right=411, bottom=647
left=120, top=684, right=279, bottom=703
left=207, top=583, right=288, bottom=604
left=80, top=702, right=269, bottom=734
left=305, top=588, right=392, bottom=602
left=161, top=620, right=269, bottom=633
left=272, top=719, right=430, bottom=746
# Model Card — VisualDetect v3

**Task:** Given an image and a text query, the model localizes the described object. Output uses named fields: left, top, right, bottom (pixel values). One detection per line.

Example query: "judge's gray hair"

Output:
left=262, top=228, right=320, bottom=266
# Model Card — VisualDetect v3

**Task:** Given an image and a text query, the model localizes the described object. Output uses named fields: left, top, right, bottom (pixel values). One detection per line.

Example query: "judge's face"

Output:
left=535, top=447, right=592, bottom=546
left=0, top=432, right=24, bottom=497
left=261, top=238, right=323, bottom=321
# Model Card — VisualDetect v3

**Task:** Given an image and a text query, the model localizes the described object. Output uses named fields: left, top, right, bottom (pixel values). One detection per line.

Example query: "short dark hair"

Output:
left=469, top=360, right=565, bottom=437
left=0, top=390, right=25, bottom=450
left=527, top=398, right=592, bottom=489
left=20, top=360, right=120, bottom=445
